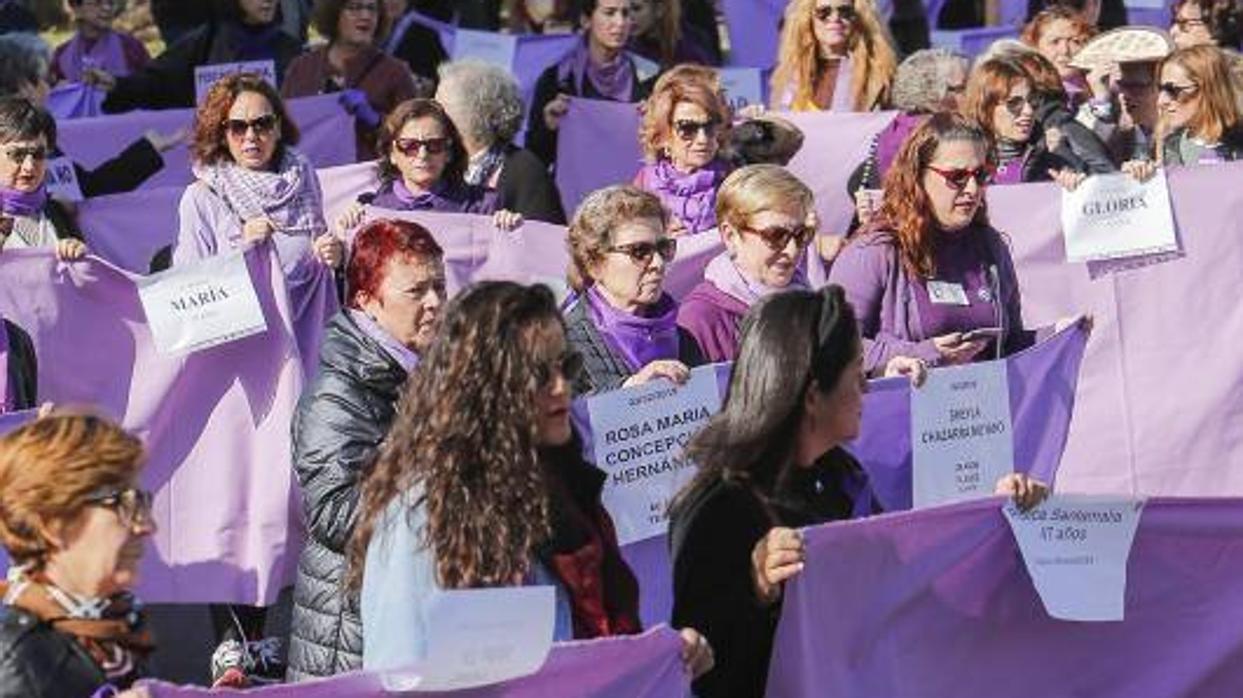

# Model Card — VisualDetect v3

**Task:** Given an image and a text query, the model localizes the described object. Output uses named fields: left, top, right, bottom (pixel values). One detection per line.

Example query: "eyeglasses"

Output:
left=673, top=118, right=720, bottom=141
left=84, top=486, right=154, bottom=529
left=535, top=350, right=584, bottom=387
left=741, top=224, right=815, bottom=251
left=814, top=4, right=856, bottom=22
left=926, top=164, right=994, bottom=190
left=223, top=114, right=279, bottom=138
left=394, top=137, right=450, bottom=156
left=1158, top=81, right=1198, bottom=103
left=3, top=145, right=48, bottom=165
left=607, top=237, right=678, bottom=265
left=343, top=2, right=379, bottom=13
left=1002, top=94, right=1040, bottom=117
left=1173, top=17, right=1207, bottom=31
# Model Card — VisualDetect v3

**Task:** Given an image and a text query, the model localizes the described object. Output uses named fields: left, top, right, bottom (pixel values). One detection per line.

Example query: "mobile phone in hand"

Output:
left=961, top=326, right=1003, bottom=343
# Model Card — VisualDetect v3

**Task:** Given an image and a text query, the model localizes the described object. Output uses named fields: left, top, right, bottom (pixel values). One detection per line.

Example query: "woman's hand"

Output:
left=994, top=473, right=1050, bottom=512
left=543, top=93, right=571, bottom=131
left=242, top=217, right=275, bottom=243
left=81, top=67, right=117, bottom=91
left=492, top=209, right=524, bottom=232
left=623, top=360, right=690, bottom=388
left=668, top=216, right=690, bottom=237
left=736, top=103, right=766, bottom=119
left=336, top=202, right=366, bottom=235
left=55, top=239, right=87, bottom=261
left=678, top=628, right=714, bottom=680
left=883, top=355, right=928, bottom=387
left=751, top=527, right=804, bottom=606
left=144, top=127, right=189, bottom=154
left=854, top=188, right=881, bottom=225
left=1049, top=168, right=1086, bottom=192
left=932, top=332, right=987, bottom=365
left=313, top=234, right=344, bottom=268
left=1121, top=159, right=1158, bottom=183
left=816, top=234, right=845, bottom=265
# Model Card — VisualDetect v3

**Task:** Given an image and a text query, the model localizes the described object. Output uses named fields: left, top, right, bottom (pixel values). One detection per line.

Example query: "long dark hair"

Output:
left=671, top=285, right=860, bottom=517
left=348, top=282, right=564, bottom=590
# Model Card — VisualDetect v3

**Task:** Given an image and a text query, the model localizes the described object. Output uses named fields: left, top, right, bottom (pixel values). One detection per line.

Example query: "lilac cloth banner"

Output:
left=0, top=244, right=320, bottom=604
left=0, top=408, right=36, bottom=435
left=141, top=626, right=688, bottom=697
left=767, top=496, right=1243, bottom=696
left=720, top=0, right=786, bottom=68
left=46, top=82, right=106, bottom=120
left=555, top=99, right=896, bottom=231
left=57, top=94, right=356, bottom=191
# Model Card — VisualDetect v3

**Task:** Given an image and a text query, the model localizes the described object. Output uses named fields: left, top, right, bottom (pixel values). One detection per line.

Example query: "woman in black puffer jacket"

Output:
left=285, top=218, right=446, bottom=681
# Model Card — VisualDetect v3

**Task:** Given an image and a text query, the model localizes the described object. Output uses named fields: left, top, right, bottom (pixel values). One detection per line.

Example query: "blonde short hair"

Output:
left=566, top=185, right=669, bottom=292
left=715, top=164, right=815, bottom=232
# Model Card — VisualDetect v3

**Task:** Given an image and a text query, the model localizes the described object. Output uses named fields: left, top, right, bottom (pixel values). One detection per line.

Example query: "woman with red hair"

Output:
left=1020, top=7, right=1096, bottom=107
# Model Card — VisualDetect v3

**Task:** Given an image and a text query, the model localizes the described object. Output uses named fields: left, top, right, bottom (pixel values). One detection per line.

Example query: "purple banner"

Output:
left=46, top=82, right=106, bottom=120
left=767, top=496, right=1243, bottom=696
left=141, top=626, right=688, bottom=697
left=720, top=0, right=785, bottom=69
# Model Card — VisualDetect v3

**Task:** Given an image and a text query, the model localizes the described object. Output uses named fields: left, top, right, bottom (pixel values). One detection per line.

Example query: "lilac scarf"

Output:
left=585, top=285, right=680, bottom=373
left=56, top=31, right=129, bottom=83
left=192, top=148, right=327, bottom=242
left=555, top=35, right=635, bottom=102
left=347, top=309, right=419, bottom=373
left=0, top=186, right=47, bottom=218
left=635, top=159, right=727, bottom=235
left=703, top=251, right=809, bottom=307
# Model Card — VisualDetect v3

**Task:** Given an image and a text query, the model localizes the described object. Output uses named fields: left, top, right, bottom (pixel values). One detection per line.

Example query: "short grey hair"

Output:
left=436, top=60, right=525, bottom=146
left=0, top=34, right=49, bottom=98
left=889, top=48, right=970, bottom=113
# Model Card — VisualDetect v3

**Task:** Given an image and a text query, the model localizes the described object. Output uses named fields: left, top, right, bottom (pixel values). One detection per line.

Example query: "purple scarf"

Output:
left=555, top=35, right=635, bottom=102
left=0, top=317, right=9, bottom=414
left=703, top=251, right=809, bottom=307
left=57, top=30, right=130, bottom=83
left=370, top=178, right=473, bottom=213
left=635, top=159, right=727, bottom=235
left=584, top=285, right=680, bottom=373
left=0, top=186, right=47, bottom=218
left=347, top=309, right=419, bottom=373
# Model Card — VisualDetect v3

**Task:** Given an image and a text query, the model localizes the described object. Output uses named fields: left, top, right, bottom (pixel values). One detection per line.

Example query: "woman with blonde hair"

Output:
left=634, top=64, right=733, bottom=235
left=769, top=0, right=898, bottom=111
left=1152, top=44, right=1243, bottom=164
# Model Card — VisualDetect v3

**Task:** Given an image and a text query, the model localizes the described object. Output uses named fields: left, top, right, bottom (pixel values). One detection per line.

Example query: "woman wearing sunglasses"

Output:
left=349, top=281, right=713, bottom=679
left=563, top=185, right=704, bottom=396
left=678, top=165, right=817, bottom=363
left=0, top=412, right=156, bottom=697
left=1153, top=45, right=1243, bottom=165
left=634, top=65, right=732, bottom=236
left=769, top=0, right=898, bottom=112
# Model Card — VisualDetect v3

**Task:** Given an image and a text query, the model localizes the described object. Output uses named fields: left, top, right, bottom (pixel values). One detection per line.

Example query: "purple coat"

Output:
left=827, top=225, right=1036, bottom=375
left=675, top=281, right=750, bottom=363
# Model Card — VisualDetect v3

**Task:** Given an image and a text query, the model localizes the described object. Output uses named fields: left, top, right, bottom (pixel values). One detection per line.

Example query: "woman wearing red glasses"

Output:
left=633, top=65, right=732, bottom=237
left=769, top=0, right=897, bottom=112
left=563, top=185, right=705, bottom=395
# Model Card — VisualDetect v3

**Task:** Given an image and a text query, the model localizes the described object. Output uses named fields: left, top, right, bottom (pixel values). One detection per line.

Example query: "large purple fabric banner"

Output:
left=58, top=94, right=356, bottom=191
left=0, top=244, right=318, bottom=604
left=767, top=496, right=1243, bottom=697
left=142, top=626, right=688, bottom=697
left=46, top=82, right=106, bottom=120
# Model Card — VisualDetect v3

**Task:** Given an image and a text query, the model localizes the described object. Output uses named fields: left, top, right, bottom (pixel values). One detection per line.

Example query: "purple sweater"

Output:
left=827, top=225, right=1036, bottom=375
left=676, top=281, right=751, bottom=363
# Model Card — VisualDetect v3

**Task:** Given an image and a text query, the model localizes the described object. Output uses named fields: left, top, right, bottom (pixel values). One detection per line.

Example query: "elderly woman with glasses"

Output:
left=563, top=185, right=705, bottom=396
left=0, top=413, right=156, bottom=697
left=633, top=65, right=732, bottom=237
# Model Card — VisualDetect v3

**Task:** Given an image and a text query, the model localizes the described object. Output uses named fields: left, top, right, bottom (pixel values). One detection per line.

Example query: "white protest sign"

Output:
left=452, top=29, right=518, bottom=70
left=381, top=586, right=555, bottom=691
left=719, top=68, right=765, bottom=111
left=136, top=249, right=267, bottom=356
left=589, top=365, right=721, bottom=545
left=1003, top=496, right=1145, bottom=621
left=44, top=156, right=83, bottom=202
left=1061, top=170, right=1178, bottom=263
left=911, top=361, right=1014, bottom=508
left=630, top=53, right=661, bottom=82
left=194, top=60, right=277, bottom=103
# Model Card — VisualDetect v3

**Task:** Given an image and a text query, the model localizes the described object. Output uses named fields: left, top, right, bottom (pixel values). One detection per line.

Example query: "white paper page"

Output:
left=452, top=29, right=519, bottom=71
left=136, top=249, right=267, bottom=356
left=1061, top=170, right=1178, bottom=263
left=194, top=60, right=277, bottom=102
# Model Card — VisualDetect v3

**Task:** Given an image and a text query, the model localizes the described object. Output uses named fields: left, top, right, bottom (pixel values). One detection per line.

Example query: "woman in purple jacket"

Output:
left=828, top=112, right=1086, bottom=377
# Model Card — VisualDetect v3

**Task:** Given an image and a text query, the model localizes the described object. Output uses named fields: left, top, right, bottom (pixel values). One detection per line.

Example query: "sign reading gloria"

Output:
left=1061, top=170, right=1178, bottom=263
left=588, top=365, right=722, bottom=545
left=911, top=361, right=1014, bottom=508
left=194, top=60, right=277, bottom=103
left=136, top=249, right=267, bottom=356
left=1003, top=496, right=1145, bottom=621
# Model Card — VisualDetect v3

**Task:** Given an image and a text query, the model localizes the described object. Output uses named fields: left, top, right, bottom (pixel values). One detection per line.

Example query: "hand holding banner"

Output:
left=1060, top=170, right=1178, bottom=263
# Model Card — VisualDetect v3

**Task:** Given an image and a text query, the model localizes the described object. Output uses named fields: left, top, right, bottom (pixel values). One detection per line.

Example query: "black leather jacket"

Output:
left=0, top=605, right=116, bottom=698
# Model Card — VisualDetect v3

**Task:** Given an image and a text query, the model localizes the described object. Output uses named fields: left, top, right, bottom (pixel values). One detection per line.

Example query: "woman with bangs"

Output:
left=1152, top=45, right=1243, bottom=165
left=1020, top=7, right=1097, bottom=108
left=768, top=0, right=898, bottom=112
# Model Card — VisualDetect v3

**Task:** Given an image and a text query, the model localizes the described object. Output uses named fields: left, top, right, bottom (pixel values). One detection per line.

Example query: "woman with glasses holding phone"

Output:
left=769, top=0, right=898, bottom=112
left=633, top=65, right=732, bottom=237
left=563, top=186, right=704, bottom=396
left=349, top=281, right=713, bottom=678
left=1152, top=45, right=1243, bottom=165
left=0, top=412, right=156, bottom=697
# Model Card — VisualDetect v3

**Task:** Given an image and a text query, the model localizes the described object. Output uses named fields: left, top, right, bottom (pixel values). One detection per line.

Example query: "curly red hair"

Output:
left=192, top=72, right=300, bottom=166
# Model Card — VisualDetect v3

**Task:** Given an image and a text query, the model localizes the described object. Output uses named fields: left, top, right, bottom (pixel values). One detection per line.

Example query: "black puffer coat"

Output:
left=286, top=312, right=411, bottom=681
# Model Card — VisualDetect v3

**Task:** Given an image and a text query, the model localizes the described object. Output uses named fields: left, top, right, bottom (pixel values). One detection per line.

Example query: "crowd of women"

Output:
left=0, top=0, right=1238, bottom=694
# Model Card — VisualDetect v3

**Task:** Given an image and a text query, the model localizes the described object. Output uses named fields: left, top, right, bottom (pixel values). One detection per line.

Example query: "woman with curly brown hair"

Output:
left=350, top=281, right=712, bottom=677
left=769, top=0, right=898, bottom=112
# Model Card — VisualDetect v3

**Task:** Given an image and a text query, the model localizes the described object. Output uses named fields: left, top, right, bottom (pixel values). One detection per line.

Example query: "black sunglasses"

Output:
left=814, top=4, right=856, bottom=21
left=85, top=486, right=154, bottom=528
left=742, top=224, right=815, bottom=251
left=1158, top=81, right=1198, bottom=102
left=3, top=145, right=48, bottom=164
left=673, top=118, right=720, bottom=141
left=608, top=238, right=678, bottom=264
left=394, top=137, right=450, bottom=156
left=535, top=350, right=584, bottom=387
left=223, top=113, right=279, bottom=138
left=926, top=164, right=994, bottom=190
left=1003, top=94, right=1040, bottom=117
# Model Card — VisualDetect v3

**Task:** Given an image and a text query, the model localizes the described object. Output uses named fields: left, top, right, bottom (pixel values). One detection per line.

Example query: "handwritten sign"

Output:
left=381, top=587, right=555, bottom=691
left=194, top=60, right=277, bottom=103
left=719, top=68, right=764, bottom=111
left=452, top=29, right=519, bottom=70
left=911, top=361, right=1014, bottom=508
left=1004, top=496, right=1145, bottom=621
left=588, top=365, right=722, bottom=545
left=136, top=250, right=267, bottom=355
left=44, top=156, right=83, bottom=202
left=1061, top=170, right=1178, bottom=263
